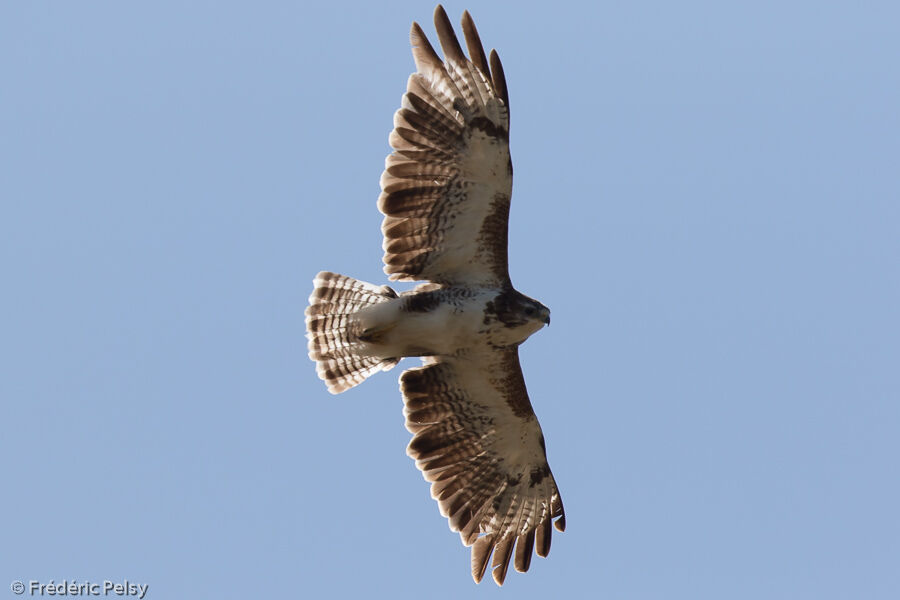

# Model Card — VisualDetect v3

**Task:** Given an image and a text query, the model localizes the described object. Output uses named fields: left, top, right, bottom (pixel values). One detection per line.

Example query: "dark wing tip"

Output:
left=555, top=514, right=566, bottom=532
left=535, top=516, right=553, bottom=558
left=471, top=534, right=494, bottom=583
left=491, top=536, right=514, bottom=586
left=553, top=490, right=567, bottom=531
left=410, top=20, right=442, bottom=73
left=433, top=4, right=466, bottom=64
left=461, top=10, right=491, bottom=76
left=513, top=529, right=536, bottom=573
left=489, top=49, right=510, bottom=108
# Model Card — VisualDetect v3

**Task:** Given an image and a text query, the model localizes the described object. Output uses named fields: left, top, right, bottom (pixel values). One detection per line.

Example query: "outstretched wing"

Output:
left=379, top=5, right=513, bottom=288
left=401, top=347, right=566, bottom=586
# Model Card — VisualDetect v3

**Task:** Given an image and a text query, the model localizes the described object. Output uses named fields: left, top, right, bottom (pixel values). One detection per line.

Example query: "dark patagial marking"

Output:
left=402, top=291, right=443, bottom=313
left=476, top=193, right=511, bottom=278
left=487, top=349, right=537, bottom=419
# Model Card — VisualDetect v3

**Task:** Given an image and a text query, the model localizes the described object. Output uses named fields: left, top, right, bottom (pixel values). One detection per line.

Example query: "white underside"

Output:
left=356, top=289, right=499, bottom=358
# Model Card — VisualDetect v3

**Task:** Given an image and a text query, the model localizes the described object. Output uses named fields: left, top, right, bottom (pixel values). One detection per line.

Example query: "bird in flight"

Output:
left=305, top=5, right=565, bottom=586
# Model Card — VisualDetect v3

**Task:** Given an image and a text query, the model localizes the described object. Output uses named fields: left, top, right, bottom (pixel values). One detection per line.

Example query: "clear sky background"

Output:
left=2, top=1, right=898, bottom=598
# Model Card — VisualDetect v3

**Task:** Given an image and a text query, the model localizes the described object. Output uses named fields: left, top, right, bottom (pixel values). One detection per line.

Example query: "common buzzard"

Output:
left=305, top=5, right=565, bottom=586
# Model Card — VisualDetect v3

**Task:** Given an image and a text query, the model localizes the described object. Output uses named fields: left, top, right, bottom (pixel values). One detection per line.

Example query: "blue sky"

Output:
left=2, top=1, right=899, bottom=598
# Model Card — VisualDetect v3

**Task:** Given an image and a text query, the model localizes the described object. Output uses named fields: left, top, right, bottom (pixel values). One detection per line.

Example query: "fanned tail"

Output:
left=305, top=271, right=400, bottom=393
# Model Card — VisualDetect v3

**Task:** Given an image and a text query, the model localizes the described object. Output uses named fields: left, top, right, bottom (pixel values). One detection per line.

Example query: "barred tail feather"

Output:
left=305, top=271, right=400, bottom=394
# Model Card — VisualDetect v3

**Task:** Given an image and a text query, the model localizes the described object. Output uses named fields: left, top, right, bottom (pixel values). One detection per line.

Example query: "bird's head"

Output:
left=487, top=290, right=550, bottom=345
left=518, top=296, right=551, bottom=327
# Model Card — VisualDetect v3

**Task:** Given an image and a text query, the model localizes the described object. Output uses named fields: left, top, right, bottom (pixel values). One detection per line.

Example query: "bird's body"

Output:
left=305, top=5, right=565, bottom=586
left=359, top=287, right=492, bottom=358
left=352, top=285, right=548, bottom=360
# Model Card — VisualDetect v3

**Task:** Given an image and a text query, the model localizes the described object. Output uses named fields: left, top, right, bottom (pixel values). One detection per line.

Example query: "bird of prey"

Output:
left=305, top=5, right=565, bottom=586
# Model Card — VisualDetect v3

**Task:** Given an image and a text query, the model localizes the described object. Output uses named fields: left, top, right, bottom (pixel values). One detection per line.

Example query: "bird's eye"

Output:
left=525, top=307, right=535, bottom=315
